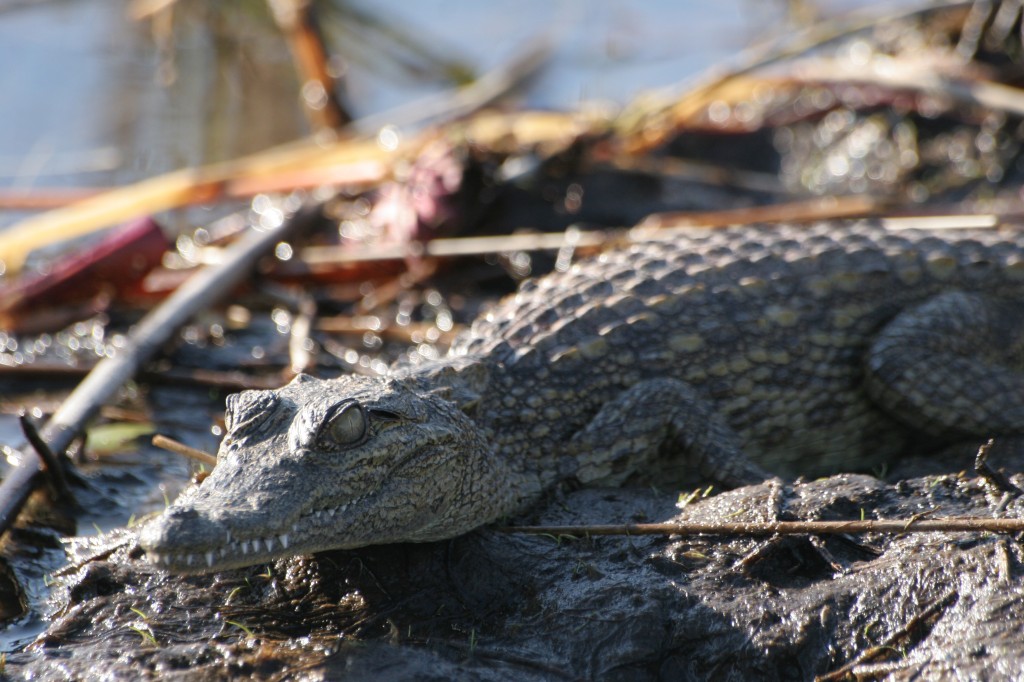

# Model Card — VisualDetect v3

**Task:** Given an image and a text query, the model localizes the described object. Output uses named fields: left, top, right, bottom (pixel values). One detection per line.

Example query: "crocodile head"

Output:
left=138, top=372, right=516, bottom=573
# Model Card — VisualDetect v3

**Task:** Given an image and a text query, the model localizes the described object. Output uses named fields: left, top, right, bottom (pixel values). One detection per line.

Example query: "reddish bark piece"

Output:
left=0, top=217, right=169, bottom=333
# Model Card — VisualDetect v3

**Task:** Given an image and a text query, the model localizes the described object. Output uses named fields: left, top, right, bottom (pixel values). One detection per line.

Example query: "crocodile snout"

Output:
left=139, top=501, right=304, bottom=572
left=138, top=507, right=227, bottom=560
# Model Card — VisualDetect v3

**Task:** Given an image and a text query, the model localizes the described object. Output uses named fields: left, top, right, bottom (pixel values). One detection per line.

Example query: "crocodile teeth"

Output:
left=186, top=554, right=194, bottom=566
left=279, top=534, right=289, bottom=549
left=264, top=537, right=275, bottom=552
left=220, top=547, right=228, bottom=558
left=205, top=552, right=214, bottom=567
left=149, top=553, right=161, bottom=564
left=225, top=530, right=232, bottom=544
left=241, top=541, right=250, bottom=555
left=328, top=508, right=336, bottom=517
left=292, top=523, right=299, bottom=533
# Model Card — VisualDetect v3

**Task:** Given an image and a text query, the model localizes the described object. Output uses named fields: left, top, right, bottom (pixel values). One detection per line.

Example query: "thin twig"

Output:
left=496, top=517, right=1024, bottom=538
left=815, top=589, right=958, bottom=681
left=0, top=187, right=106, bottom=210
left=348, top=37, right=552, bottom=136
left=975, top=438, right=1024, bottom=497
left=151, top=434, right=217, bottom=468
left=621, top=0, right=974, bottom=149
left=289, top=292, right=318, bottom=376
left=237, top=212, right=1009, bottom=268
left=281, top=229, right=618, bottom=265
left=790, top=57, right=1024, bottom=118
left=316, top=317, right=460, bottom=346
left=638, top=195, right=881, bottom=229
left=268, top=0, right=351, bottom=131
left=18, top=412, right=75, bottom=504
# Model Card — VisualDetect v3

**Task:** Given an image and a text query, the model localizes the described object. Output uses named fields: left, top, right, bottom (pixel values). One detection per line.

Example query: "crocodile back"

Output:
left=445, top=221, right=1024, bottom=475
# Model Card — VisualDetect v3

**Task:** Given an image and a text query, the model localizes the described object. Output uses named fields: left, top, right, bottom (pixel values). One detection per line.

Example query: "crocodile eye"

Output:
left=368, top=408, right=401, bottom=422
left=320, top=402, right=367, bottom=447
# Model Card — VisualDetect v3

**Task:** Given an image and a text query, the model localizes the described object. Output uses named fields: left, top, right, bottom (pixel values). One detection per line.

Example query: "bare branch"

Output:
left=496, top=517, right=1024, bottom=538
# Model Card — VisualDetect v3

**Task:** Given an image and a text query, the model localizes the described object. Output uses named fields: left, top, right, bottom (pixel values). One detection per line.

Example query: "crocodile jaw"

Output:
left=138, top=479, right=453, bottom=573
left=138, top=373, right=516, bottom=574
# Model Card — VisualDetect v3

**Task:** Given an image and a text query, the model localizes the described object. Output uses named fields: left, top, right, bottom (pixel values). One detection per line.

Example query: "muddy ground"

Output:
left=4, top=441, right=1024, bottom=681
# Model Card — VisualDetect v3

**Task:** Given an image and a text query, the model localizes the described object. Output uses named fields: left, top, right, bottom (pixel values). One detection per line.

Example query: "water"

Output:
left=0, top=1, right=794, bottom=198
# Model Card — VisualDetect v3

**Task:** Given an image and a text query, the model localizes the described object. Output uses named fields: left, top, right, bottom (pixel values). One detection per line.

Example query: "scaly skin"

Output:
left=139, top=221, right=1024, bottom=572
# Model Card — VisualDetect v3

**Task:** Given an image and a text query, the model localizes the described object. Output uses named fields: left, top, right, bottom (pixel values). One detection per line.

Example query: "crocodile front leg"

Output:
left=567, top=378, right=772, bottom=489
left=865, top=291, right=1024, bottom=435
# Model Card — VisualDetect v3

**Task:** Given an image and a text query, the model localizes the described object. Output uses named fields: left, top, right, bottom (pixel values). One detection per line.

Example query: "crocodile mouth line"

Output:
left=145, top=495, right=369, bottom=570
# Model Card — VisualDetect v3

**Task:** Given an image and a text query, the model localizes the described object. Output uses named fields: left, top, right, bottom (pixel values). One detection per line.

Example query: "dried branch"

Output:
left=268, top=0, right=351, bottom=131
left=638, top=195, right=880, bottom=229
left=621, top=0, right=974, bottom=150
left=816, top=589, right=958, bottom=681
left=0, top=141, right=385, bottom=276
left=497, top=516, right=1024, bottom=538
left=190, top=210, right=1011, bottom=271
left=0, top=363, right=286, bottom=392
left=0, top=205, right=320, bottom=538
left=151, top=434, right=217, bottom=468
left=791, top=57, right=1024, bottom=117
left=316, top=317, right=460, bottom=346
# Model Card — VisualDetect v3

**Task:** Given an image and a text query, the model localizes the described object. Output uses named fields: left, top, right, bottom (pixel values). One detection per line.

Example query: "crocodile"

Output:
left=139, top=220, right=1024, bottom=573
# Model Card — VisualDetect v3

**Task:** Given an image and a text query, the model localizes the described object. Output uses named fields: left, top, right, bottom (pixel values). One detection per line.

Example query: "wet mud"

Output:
left=6, top=445, right=1024, bottom=680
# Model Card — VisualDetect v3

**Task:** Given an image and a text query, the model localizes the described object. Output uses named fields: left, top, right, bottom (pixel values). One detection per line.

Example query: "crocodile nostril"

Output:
left=138, top=506, right=226, bottom=553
